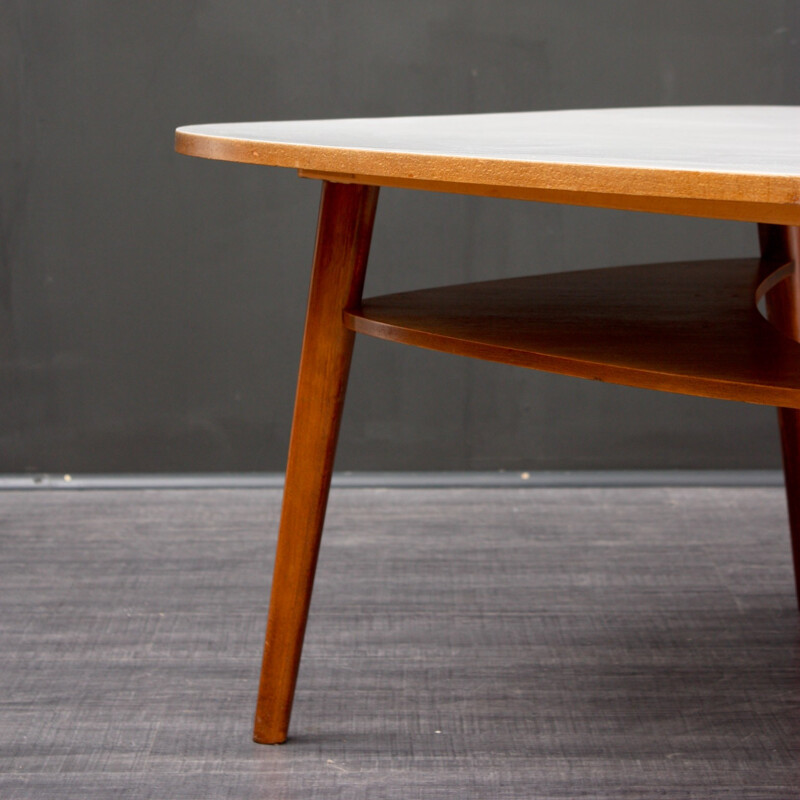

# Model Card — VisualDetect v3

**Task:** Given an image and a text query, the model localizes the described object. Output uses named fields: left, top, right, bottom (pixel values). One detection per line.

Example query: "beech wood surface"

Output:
left=176, top=107, right=800, bottom=224
left=760, top=225, right=800, bottom=609
left=297, top=170, right=800, bottom=225
left=345, top=258, right=800, bottom=408
left=253, top=182, right=379, bottom=744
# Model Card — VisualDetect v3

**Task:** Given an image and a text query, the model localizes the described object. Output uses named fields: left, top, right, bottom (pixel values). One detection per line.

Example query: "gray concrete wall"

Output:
left=1, top=1, right=799, bottom=473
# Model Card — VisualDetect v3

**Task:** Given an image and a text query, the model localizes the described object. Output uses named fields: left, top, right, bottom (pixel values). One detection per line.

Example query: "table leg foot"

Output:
left=253, top=182, right=379, bottom=744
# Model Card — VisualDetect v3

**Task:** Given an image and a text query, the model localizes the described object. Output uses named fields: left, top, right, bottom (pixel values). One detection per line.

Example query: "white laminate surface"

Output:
left=176, top=107, right=800, bottom=217
left=177, top=106, right=800, bottom=176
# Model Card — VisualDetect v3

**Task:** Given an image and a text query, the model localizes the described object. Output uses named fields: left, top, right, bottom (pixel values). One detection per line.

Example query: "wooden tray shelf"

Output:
left=345, top=258, right=800, bottom=408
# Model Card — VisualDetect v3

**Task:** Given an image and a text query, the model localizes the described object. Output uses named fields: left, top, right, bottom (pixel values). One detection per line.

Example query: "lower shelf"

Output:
left=344, top=258, right=800, bottom=408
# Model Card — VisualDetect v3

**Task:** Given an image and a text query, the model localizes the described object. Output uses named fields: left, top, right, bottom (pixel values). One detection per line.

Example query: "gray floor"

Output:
left=2, top=487, right=800, bottom=799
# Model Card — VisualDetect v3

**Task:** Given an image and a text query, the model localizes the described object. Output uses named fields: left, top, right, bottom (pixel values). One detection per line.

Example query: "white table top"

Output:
left=176, top=106, right=800, bottom=221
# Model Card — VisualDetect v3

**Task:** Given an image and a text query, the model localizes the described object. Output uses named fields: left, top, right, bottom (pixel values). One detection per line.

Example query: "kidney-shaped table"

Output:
left=176, top=106, right=800, bottom=744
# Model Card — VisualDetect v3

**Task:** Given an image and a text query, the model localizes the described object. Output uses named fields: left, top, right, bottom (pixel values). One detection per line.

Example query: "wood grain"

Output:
left=175, top=107, right=800, bottom=224
left=253, top=181, right=379, bottom=744
left=298, top=169, right=800, bottom=225
left=345, top=258, right=800, bottom=408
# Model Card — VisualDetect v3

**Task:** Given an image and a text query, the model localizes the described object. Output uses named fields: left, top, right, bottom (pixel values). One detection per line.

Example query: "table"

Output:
left=175, top=106, right=800, bottom=744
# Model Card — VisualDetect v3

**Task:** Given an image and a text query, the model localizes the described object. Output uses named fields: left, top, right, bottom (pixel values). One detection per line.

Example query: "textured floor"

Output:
left=1, top=487, right=800, bottom=799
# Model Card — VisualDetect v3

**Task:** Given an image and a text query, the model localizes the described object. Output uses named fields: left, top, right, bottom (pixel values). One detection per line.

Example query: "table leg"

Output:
left=253, top=181, right=379, bottom=744
left=759, top=224, right=800, bottom=610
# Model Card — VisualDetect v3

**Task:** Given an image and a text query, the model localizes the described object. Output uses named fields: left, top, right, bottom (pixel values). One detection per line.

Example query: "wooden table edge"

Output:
left=175, top=129, right=800, bottom=225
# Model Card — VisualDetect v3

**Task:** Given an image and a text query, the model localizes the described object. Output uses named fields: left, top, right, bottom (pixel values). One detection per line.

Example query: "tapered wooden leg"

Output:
left=759, top=224, right=800, bottom=610
left=253, top=181, right=379, bottom=744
